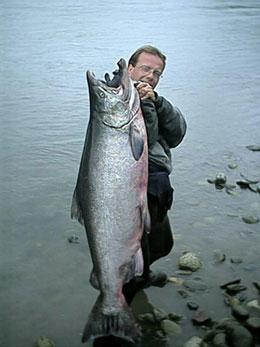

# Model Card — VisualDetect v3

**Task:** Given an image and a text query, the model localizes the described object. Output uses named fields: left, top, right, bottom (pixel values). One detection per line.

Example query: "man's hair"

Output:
left=128, top=45, right=166, bottom=69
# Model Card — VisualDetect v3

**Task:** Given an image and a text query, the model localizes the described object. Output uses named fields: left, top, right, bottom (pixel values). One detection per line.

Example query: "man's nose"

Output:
left=146, top=70, right=155, bottom=78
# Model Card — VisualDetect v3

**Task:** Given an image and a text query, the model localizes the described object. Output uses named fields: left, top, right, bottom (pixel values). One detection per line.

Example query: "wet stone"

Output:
left=230, top=257, right=243, bottom=264
left=215, top=173, right=227, bottom=185
left=67, top=235, right=80, bottom=243
left=252, top=281, right=260, bottom=294
left=183, top=278, right=208, bottom=292
left=237, top=292, right=248, bottom=302
left=224, top=294, right=240, bottom=307
left=236, top=180, right=251, bottom=189
left=246, top=299, right=260, bottom=311
left=183, top=336, right=203, bottom=347
left=187, top=301, right=199, bottom=310
left=231, top=304, right=250, bottom=320
left=192, top=309, right=212, bottom=326
left=225, top=284, right=247, bottom=295
left=242, top=215, right=259, bottom=224
left=177, top=289, right=190, bottom=298
left=35, top=337, right=55, bottom=347
left=160, top=319, right=182, bottom=335
left=154, top=329, right=167, bottom=339
left=168, top=276, right=184, bottom=285
left=178, top=252, right=202, bottom=272
left=246, top=317, right=260, bottom=331
left=220, top=278, right=241, bottom=289
left=229, top=324, right=253, bottom=347
left=175, top=270, right=193, bottom=276
left=152, top=308, right=168, bottom=322
left=213, top=332, right=228, bottom=347
left=246, top=145, right=260, bottom=151
left=228, top=162, right=238, bottom=169
left=248, top=183, right=260, bottom=193
left=168, top=312, right=184, bottom=323
left=138, top=313, right=155, bottom=323
left=213, top=249, right=226, bottom=263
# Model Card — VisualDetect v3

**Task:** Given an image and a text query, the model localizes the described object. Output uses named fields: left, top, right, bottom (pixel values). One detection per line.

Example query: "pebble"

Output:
left=177, top=289, right=190, bottom=298
left=246, top=145, right=260, bottom=151
left=183, top=336, right=203, bottom=347
left=35, top=337, right=55, bottom=347
left=175, top=270, right=193, bottom=275
left=152, top=308, right=168, bottom=322
left=212, top=332, right=228, bottom=347
left=223, top=294, right=240, bottom=307
left=215, top=173, right=227, bottom=185
left=154, top=329, right=166, bottom=339
left=225, top=284, right=247, bottom=295
left=67, top=235, right=80, bottom=243
left=168, top=312, right=184, bottom=323
left=228, top=162, right=238, bottom=169
left=230, top=257, right=243, bottom=264
left=183, top=278, right=208, bottom=292
left=168, top=276, right=184, bottom=285
left=231, top=304, right=250, bottom=320
left=242, top=215, right=259, bottom=224
left=237, top=292, right=248, bottom=303
left=213, top=249, right=226, bottom=263
left=192, top=309, right=212, bottom=326
left=187, top=301, right=199, bottom=310
left=138, top=312, right=155, bottom=323
left=252, top=282, right=260, bottom=294
left=246, top=299, right=260, bottom=310
left=220, top=278, right=241, bottom=289
left=160, top=319, right=182, bottom=335
left=178, top=252, right=202, bottom=272
left=246, top=317, right=260, bottom=331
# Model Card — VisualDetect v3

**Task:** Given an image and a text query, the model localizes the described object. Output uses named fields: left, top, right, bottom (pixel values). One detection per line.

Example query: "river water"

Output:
left=0, top=0, right=259, bottom=346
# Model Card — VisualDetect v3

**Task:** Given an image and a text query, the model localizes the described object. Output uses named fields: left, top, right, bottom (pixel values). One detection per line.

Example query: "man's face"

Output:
left=128, top=52, right=164, bottom=89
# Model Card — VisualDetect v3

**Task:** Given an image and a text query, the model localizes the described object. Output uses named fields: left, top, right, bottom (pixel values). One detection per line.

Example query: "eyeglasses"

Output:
left=135, top=64, right=163, bottom=79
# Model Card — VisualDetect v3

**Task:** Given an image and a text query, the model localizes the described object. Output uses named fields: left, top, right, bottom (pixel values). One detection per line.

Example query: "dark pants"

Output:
left=141, top=187, right=174, bottom=277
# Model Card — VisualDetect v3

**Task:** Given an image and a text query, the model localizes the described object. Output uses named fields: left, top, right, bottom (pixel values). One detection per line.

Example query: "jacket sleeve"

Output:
left=154, top=95, right=187, bottom=148
left=141, top=95, right=187, bottom=149
left=140, top=99, right=159, bottom=147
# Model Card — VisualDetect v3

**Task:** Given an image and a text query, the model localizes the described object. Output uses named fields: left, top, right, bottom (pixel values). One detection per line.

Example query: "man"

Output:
left=93, top=46, right=186, bottom=346
left=127, top=45, right=187, bottom=288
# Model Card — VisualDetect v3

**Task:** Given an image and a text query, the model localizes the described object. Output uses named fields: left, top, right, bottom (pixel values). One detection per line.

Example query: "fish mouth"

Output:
left=86, top=58, right=130, bottom=101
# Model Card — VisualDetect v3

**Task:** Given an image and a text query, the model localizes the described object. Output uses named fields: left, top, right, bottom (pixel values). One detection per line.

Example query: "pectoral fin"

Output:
left=130, top=123, right=144, bottom=161
left=71, top=189, right=84, bottom=225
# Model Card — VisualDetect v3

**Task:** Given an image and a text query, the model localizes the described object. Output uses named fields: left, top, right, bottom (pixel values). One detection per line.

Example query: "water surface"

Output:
left=1, top=1, right=260, bottom=346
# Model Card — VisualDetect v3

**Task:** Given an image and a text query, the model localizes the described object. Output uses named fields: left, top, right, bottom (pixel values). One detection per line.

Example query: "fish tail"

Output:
left=81, top=295, right=141, bottom=344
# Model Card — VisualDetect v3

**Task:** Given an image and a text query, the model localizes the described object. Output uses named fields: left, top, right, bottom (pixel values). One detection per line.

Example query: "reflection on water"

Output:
left=1, top=0, right=260, bottom=346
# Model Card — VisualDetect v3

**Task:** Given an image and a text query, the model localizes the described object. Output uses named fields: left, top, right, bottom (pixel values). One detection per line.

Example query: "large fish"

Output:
left=71, top=59, right=149, bottom=344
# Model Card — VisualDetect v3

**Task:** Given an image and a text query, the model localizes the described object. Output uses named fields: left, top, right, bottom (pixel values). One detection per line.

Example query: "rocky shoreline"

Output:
left=137, top=252, right=260, bottom=347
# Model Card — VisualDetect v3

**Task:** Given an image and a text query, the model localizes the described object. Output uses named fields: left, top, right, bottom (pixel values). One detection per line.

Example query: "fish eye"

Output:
left=98, top=91, right=105, bottom=98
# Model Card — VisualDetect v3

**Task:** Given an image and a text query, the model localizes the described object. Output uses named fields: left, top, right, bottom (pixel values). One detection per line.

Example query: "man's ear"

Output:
left=128, top=64, right=134, bottom=73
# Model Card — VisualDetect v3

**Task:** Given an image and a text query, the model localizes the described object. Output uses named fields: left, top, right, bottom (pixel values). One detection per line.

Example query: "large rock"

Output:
left=229, top=325, right=253, bottom=347
left=160, top=319, right=182, bottom=335
left=178, top=252, right=202, bottom=272
left=183, top=336, right=203, bottom=347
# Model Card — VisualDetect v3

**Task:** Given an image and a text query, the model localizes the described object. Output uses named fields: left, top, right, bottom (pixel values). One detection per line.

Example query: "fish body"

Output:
left=71, top=59, right=149, bottom=343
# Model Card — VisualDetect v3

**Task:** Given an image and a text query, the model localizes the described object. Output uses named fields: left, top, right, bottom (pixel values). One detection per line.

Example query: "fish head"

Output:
left=86, top=59, right=139, bottom=128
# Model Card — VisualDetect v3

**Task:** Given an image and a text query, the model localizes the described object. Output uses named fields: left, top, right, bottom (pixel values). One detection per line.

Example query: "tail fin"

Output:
left=81, top=295, right=141, bottom=344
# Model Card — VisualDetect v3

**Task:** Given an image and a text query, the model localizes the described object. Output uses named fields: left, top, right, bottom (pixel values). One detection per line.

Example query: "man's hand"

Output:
left=135, top=82, right=156, bottom=101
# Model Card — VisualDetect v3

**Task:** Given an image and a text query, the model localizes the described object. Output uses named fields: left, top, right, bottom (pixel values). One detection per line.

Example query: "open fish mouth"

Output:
left=86, top=58, right=130, bottom=101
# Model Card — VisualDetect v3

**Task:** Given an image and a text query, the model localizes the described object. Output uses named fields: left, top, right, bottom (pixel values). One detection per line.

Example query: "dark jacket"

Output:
left=141, top=94, right=187, bottom=173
